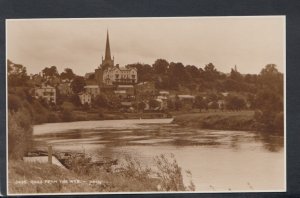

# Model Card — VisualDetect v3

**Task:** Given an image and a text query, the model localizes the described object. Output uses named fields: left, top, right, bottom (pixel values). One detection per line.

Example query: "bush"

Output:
left=61, top=109, right=74, bottom=122
left=75, top=115, right=87, bottom=121
left=254, top=109, right=283, bottom=132
left=274, top=112, right=284, bottom=132
left=8, top=94, right=22, bottom=112
left=47, top=113, right=61, bottom=123
left=8, top=109, right=33, bottom=159
left=118, top=154, right=195, bottom=191
left=225, top=95, right=246, bottom=111
left=61, top=101, right=75, bottom=111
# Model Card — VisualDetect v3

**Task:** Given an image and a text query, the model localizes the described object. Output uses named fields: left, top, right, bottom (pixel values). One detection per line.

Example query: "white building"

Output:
left=103, top=67, right=137, bottom=85
left=84, top=85, right=100, bottom=98
left=178, top=95, right=195, bottom=103
left=35, top=85, right=56, bottom=104
left=78, top=92, right=92, bottom=105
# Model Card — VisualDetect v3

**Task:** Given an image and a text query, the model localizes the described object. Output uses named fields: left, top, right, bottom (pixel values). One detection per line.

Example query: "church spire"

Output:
left=105, top=30, right=112, bottom=61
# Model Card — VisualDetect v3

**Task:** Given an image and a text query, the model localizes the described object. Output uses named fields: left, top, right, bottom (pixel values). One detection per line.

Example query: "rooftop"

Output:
left=118, top=85, right=134, bottom=88
left=84, top=85, right=99, bottom=88
left=178, top=95, right=195, bottom=99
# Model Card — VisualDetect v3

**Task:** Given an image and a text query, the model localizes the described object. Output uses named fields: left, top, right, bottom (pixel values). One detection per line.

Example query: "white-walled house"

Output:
left=78, top=92, right=92, bottom=105
left=103, top=67, right=137, bottom=85
left=34, top=85, right=56, bottom=104
left=84, top=85, right=100, bottom=98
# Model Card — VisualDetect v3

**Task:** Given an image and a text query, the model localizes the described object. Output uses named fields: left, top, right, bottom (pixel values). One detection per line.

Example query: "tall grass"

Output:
left=9, top=153, right=195, bottom=193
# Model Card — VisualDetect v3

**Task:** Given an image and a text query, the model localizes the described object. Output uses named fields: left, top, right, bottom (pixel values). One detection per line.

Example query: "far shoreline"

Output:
left=33, top=110, right=283, bottom=135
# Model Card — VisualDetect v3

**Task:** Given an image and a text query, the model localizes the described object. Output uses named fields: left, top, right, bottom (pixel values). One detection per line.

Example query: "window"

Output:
left=132, top=75, right=135, bottom=79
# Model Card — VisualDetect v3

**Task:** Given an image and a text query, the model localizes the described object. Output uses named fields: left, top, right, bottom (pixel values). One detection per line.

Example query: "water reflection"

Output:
left=33, top=119, right=284, bottom=191
left=34, top=122, right=283, bottom=152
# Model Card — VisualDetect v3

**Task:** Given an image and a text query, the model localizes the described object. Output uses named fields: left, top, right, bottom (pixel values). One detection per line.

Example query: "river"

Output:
left=33, top=118, right=285, bottom=192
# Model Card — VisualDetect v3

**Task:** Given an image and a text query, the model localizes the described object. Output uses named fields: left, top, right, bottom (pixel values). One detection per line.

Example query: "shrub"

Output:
left=47, top=113, right=61, bottom=123
left=8, top=94, right=22, bottom=112
left=98, top=109, right=104, bottom=119
left=61, top=109, right=74, bottom=122
left=61, top=101, right=75, bottom=111
left=274, top=112, right=284, bottom=133
left=8, top=109, right=33, bottom=159
left=225, top=95, right=246, bottom=111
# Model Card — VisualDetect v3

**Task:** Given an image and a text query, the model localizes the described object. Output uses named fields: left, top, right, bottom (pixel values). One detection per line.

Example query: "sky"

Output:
left=6, top=16, right=285, bottom=76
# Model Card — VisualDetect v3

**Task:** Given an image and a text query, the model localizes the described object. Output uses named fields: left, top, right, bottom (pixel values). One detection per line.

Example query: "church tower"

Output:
left=101, top=30, right=114, bottom=69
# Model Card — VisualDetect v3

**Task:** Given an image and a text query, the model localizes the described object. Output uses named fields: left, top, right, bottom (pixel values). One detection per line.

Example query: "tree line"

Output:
left=8, top=58, right=284, bottom=133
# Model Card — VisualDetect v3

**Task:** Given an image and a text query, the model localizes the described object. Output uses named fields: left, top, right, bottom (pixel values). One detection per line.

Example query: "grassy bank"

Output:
left=8, top=154, right=195, bottom=194
left=172, top=111, right=257, bottom=131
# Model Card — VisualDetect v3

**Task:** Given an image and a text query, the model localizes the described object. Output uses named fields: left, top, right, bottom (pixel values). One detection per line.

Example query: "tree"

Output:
left=168, top=62, right=190, bottom=88
left=126, top=63, right=154, bottom=82
left=71, top=76, right=86, bottom=94
left=194, top=96, right=206, bottom=112
left=137, top=102, right=146, bottom=111
left=8, top=94, right=22, bottom=112
left=202, top=63, right=220, bottom=81
left=174, top=96, right=182, bottom=111
left=60, top=68, right=75, bottom=80
left=225, top=95, right=246, bottom=111
left=153, top=59, right=169, bottom=74
left=7, top=60, right=29, bottom=86
left=230, top=68, right=243, bottom=82
left=167, top=100, right=175, bottom=110
left=255, top=89, right=283, bottom=113
left=185, top=65, right=200, bottom=79
left=95, top=94, right=108, bottom=108
left=259, top=64, right=283, bottom=94
left=204, top=63, right=217, bottom=72
left=260, top=64, right=280, bottom=76
left=149, top=99, right=160, bottom=110
left=42, top=66, right=59, bottom=77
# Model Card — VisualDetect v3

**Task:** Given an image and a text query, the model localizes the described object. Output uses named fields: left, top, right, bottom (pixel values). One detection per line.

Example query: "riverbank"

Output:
left=172, top=111, right=257, bottom=131
left=46, top=110, right=172, bottom=123
left=8, top=153, right=194, bottom=194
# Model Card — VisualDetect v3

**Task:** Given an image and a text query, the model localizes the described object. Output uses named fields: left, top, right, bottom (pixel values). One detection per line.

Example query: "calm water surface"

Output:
left=33, top=119, right=284, bottom=192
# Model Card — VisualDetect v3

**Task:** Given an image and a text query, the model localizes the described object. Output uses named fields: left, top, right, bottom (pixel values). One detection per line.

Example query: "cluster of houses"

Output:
left=32, top=78, right=200, bottom=111
left=31, top=31, right=227, bottom=112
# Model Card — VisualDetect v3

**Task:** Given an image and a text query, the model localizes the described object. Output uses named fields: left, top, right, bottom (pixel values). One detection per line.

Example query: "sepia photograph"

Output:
left=6, top=16, right=285, bottom=195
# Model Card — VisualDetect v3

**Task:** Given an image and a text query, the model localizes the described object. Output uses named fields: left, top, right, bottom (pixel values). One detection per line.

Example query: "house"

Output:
left=103, top=67, right=137, bottom=85
left=159, top=91, right=169, bottom=97
left=78, top=92, right=92, bottom=105
left=114, top=90, right=127, bottom=99
left=178, top=95, right=195, bottom=104
left=117, top=85, right=134, bottom=96
left=84, top=85, right=100, bottom=98
left=34, top=85, right=56, bottom=104
left=221, top=92, right=229, bottom=97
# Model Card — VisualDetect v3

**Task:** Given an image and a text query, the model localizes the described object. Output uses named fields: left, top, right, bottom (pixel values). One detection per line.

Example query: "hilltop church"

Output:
left=94, top=31, right=138, bottom=86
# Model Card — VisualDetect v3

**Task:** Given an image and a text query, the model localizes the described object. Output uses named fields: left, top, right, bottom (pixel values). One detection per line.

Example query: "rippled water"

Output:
left=33, top=118, right=285, bottom=192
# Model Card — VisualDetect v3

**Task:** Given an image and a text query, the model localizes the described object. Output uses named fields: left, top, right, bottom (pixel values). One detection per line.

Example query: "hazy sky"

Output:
left=7, top=16, right=285, bottom=75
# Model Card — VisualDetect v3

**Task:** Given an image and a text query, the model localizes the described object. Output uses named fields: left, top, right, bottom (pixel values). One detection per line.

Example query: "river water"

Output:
left=33, top=118, right=285, bottom=192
